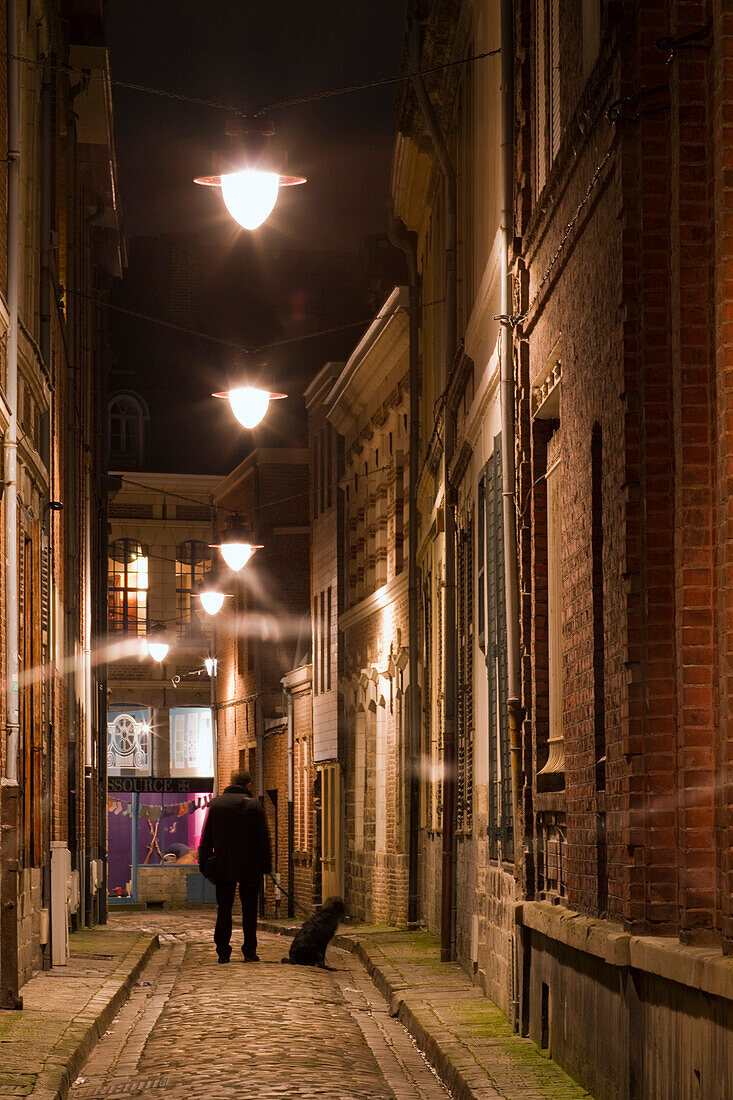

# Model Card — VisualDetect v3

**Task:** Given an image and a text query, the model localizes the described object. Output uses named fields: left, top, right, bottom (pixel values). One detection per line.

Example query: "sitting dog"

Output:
left=283, top=896, right=346, bottom=968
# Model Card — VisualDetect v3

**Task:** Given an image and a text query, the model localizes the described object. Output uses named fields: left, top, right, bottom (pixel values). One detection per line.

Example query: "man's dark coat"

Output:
left=198, top=785, right=272, bottom=883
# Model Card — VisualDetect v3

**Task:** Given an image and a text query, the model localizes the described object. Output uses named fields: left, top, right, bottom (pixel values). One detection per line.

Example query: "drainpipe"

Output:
left=409, top=10, right=458, bottom=963
left=65, top=84, right=80, bottom=930
left=387, top=215, right=421, bottom=928
left=39, top=54, right=54, bottom=966
left=499, top=0, right=523, bottom=881
left=285, top=682, right=295, bottom=918
left=1, top=0, right=23, bottom=1010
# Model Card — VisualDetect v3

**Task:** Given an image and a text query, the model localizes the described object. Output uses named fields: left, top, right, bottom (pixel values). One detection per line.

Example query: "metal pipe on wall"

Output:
left=285, top=684, right=295, bottom=918
left=65, top=83, right=80, bottom=929
left=39, top=53, right=54, bottom=968
left=499, top=0, right=523, bottom=880
left=409, top=9, right=458, bottom=963
left=1, top=0, right=24, bottom=1010
left=387, top=214, right=421, bottom=928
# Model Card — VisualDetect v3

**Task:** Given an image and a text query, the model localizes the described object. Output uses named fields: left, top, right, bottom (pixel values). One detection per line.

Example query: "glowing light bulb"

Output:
left=220, top=170, right=280, bottom=231
left=199, top=590, right=225, bottom=616
left=220, top=542, right=255, bottom=572
left=147, top=640, right=169, bottom=663
left=204, top=657, right=217, bottom=677
left=228, top=387, right=271, bottom=429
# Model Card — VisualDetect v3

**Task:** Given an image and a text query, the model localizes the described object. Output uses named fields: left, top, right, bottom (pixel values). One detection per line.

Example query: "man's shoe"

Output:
left=242, top=954, right=260, bottom=962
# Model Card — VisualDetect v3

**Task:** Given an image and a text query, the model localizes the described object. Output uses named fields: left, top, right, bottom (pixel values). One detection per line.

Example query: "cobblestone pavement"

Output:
left=69, top=910, right=451, bottom=1100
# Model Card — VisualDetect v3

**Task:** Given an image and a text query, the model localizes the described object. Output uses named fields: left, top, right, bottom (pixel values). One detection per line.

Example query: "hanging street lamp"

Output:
left=194, top=116, right=306, bottom=231
left=197, top=573, right=231, bottom=617
left=204, top=656, right=218, bottom=678
left=213, top=352, right=287, bottom=429
left=145, top=622, right=171, bottom=663
left=211, top=512, right=263, bottom=572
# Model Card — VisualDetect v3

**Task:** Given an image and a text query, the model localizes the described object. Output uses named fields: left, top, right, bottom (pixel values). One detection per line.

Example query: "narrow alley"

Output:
left=70, top=914, right=451, bottom=1100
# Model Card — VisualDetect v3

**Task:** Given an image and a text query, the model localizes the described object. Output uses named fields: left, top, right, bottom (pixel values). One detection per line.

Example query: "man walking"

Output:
left=198, top=770, right=272, bottom=962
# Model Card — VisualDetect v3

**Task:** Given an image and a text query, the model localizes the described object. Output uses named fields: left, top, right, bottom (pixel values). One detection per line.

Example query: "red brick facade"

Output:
left=213, top=449, right=315, bottom=916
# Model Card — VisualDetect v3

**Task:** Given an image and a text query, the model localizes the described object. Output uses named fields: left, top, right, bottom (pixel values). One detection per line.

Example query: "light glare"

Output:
left=228, top=387, right=271, bottom=429
left=221, top=542, right=255, bottom=572
left=147, top=641, right=169, bottom=663
left=221, top=170, right=280, bottom=230
left=200, top=590, right=226, bottom=616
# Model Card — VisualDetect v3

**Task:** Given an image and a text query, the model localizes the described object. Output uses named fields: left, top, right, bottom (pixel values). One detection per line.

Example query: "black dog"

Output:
left=282, top=896, right=346, bottom=967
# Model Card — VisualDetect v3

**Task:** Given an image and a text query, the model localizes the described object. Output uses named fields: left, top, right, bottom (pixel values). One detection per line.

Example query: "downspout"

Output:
left=65, top=84, right=80, bottom=930
left=40, top=54, right=54, bottom=966
left=499, top=0, right=523, bottom=880
left=409, top=11, right=458, bottom=963
left=387, top=215, right=421, bottom=928
left=1, top=0, right=23, bottom=1010
left=285, top=682, right=294, bottom=918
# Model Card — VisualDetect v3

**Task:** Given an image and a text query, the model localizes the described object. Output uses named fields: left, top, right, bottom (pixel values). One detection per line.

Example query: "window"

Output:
left=108, top=539, right=148, bottom=636
left=483, top=437, right=513, bottom=859
left=354, top=708, right=366, bottom=850
left=169, top=707, right=214, bottom=777
left=540, top=428, right=565, bottom=778
left=109, top=392, right=147, bottom=467
left=176, top=540, right=210, bottom=637
left=294, top=737, right=310, bottom=852
left=375, top=695, right=387, bottom=853
left=457, top=517, right=474, bottom=833
left=534, top=0, right=561, bottom=196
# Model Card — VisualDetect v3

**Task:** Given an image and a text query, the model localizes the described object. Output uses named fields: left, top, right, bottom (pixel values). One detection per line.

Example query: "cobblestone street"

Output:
left=68, top=913, right=451, bottom=1100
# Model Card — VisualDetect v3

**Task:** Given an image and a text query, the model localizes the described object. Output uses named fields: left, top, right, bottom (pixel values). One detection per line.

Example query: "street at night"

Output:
left=1, top=2, right=733, bottom=1099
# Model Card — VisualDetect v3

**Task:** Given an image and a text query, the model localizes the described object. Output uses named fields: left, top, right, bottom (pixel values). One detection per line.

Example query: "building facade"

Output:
left=325, top=296, right=412, bottom=924
left=0, top=0, right=123, bottom=1002
left=305, top=362, right=344, bottom=905
left=512, top=3, right=733, bottom=1097
left=213, top=448, right=313, bottom=916
left=106, top=473, right=219, bottom=907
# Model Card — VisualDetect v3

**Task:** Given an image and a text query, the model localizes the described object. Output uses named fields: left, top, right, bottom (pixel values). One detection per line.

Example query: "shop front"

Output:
left=107, top=705, right=215, bottom=904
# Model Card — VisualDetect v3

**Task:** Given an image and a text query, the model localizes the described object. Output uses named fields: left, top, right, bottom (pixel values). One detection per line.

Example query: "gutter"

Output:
left=408, top=8, right=458, bottom=963
left=1, top=0, right=23, bottom=1009
left=498, top=0, right=523, bottom=880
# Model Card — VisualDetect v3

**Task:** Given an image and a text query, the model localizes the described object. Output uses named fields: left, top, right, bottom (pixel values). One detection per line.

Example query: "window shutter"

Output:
left=535, top=0, right=547, bottom=194
left=456, top=531, right=466, bottom=833
left=485, top=459, right=499, bottom=858
left=550, top=0, right=561, bottom=162
left=494, top=437, right=513, bottom=855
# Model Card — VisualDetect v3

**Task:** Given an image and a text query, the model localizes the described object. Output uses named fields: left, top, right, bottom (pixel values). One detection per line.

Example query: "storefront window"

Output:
left=170, top=707, right=214, bottom=777
left=137, top=792, right=209, bottom=867
left=108, top=706, right=152, bottom=775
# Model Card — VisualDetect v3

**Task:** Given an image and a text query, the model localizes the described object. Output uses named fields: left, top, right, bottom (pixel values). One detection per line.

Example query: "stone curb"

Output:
left=28, top=933, right=159, bottom=1100
left=258, top=919, right=487, bottom=1100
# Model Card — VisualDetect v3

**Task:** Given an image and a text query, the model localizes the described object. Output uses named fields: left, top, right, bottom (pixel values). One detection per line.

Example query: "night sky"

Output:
left=106, top=1, right=408, bottom=473
left=107, top=2, right=408, bottom=250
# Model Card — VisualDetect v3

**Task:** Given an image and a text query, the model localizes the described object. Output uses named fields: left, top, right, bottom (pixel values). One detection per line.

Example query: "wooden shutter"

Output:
left=549, top=0, right=562, bottom=163
left=535, top=0, right=547, bottom=194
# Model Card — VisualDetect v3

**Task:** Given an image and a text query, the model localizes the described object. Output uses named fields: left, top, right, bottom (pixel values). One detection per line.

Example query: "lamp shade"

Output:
left=211, top=513, right=263, bottom=573
left=147, top=640, right=170, bottom=663
left=145, top=622, right=170, bottom=663
left=220, top=541, right=256, bottom=572
left=213, top=385, right=287, bottom=429
left=194, top=169, right=306, bottom=231
left=199, top=589, right=226, bottom=616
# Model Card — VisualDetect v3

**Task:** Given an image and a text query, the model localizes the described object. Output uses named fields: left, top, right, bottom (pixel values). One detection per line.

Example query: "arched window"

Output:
left=176, top=540, right=211, bottom=636
left=109, top=392, right=147, bottom=467
left=108, top=539, right=148, bottom=635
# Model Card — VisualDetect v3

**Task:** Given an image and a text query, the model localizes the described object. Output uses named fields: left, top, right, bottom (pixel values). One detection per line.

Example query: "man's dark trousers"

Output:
left=214, top=879, right=261, bottom=960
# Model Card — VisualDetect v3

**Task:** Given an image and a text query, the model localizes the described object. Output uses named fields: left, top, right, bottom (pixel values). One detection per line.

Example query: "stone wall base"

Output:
left=520, top=901, right=733, bottom=1100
